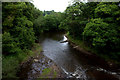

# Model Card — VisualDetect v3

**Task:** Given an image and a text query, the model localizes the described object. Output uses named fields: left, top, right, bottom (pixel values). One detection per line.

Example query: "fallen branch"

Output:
left=60, top=40, right=68, bottom=43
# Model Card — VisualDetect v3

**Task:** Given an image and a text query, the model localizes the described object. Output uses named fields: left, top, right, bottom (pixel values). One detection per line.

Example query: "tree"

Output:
left=2, top=2, right=38, bottom=54
left=62, top=1, right=120, bottom=61
left=2, top=32, right=21, bottom=55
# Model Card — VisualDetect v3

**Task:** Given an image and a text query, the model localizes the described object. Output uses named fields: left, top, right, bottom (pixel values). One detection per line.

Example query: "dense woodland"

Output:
left=2, top=1, right=120, bottom=78
left=60, top=2, right=120, bottom=61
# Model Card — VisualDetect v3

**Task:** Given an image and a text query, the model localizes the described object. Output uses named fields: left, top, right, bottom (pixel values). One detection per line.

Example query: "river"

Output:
left=39, top=31, right=120, bottom=80
left=20, top=31, right=120, bottom=80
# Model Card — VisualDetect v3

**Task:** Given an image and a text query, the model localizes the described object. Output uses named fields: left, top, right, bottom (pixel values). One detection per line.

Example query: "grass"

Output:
left=39, top=67, right=57, bottom=78
left=41, top=68, right=51, bottom=76
left=32, top=43, right=43, bottom=55
left=53, top=71, right=57, bottom=78
left=2, top=56, right=19, bottom=78
left=2, top=43, right=43, bottom=78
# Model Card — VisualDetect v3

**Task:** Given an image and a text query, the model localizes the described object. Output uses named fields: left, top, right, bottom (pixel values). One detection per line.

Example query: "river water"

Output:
left=39, top=31, right=120, bottom=80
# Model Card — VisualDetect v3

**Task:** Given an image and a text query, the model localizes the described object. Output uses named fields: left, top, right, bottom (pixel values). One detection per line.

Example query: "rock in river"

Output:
left=34, top=59, right=39, bottom=62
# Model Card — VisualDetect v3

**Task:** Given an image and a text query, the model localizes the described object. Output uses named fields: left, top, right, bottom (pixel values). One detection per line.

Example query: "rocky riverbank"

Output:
left=18, top=44, right=64, bottom=79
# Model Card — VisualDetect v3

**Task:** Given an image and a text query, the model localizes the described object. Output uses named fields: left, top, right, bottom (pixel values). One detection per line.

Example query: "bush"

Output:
left=2, top=56, right=19, bottom=78
left=83, top=18, right=120, bottom=52
left=2, top=32, right=21, bottom=55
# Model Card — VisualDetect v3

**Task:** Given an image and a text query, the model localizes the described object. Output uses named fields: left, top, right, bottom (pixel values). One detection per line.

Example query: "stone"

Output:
left=34, top=59, right=39, bottom=62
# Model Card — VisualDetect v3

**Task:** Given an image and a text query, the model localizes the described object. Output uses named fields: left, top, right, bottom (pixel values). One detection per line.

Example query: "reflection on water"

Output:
left=40, top=31, right=120, bottom=80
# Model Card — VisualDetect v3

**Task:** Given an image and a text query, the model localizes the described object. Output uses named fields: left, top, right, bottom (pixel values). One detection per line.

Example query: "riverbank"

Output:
left=2, top=43, right=39, bottom=79
left=18, top=43, right=64, bottom=79
left=2, top=43, right=63, bottom=79
left=66, top=34, right=120, bottom=70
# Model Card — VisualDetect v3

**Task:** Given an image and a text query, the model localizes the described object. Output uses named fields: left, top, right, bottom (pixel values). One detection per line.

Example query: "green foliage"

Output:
left=63, top=2, right=120, bottom=61
left=95, top=3, right=119, bottom=18
left=44, top=15, right=58, bottom=30
left=59, top=19, right=69, bottom=30
left=33, top=11, right=63, bottom=36
left=14, top=17, right=35, bottom=49
left=2, top=56, right=19, bottom=78
left=2, top=1, right=120, bottom=79
left=2, top=32, right=21, bottom=54
left=33, top=15, right=44, bottom=36
left=60, top=2, right=94, bottom=38
left=44, top=12, right=63, bottom=30
left=2, top=43, right=42, bottom=79
left=42, top=68, right=51, bottom=75
left=2, top=2, right=41, bottom=78
left=83, top=18, right=109, bottom=48
left=39, top=67, right=57, bottom=78
left=2, top=2, right=36, bottom=54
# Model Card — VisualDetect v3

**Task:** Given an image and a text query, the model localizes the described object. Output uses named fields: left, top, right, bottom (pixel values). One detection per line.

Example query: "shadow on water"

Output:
left=39, top=31, right=120, bottom=80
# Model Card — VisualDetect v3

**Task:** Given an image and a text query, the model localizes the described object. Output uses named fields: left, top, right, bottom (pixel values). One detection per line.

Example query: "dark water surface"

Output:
left=39, top=31, right=120, bottom=80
